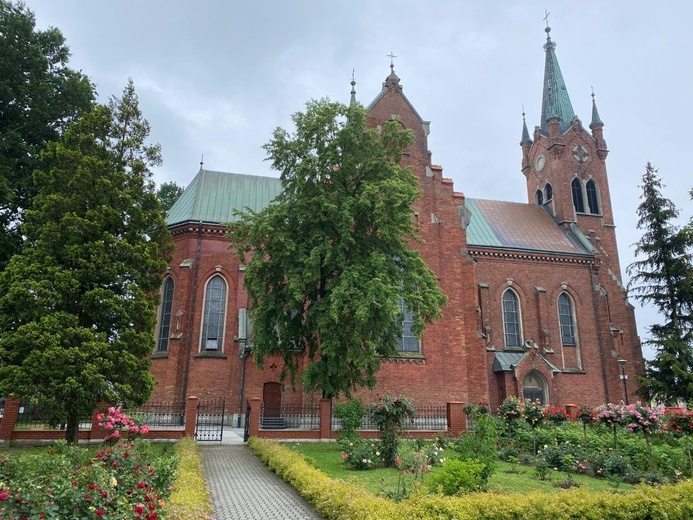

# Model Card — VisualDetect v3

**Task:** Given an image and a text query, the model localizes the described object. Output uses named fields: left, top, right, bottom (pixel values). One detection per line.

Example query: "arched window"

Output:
left=571, top=179, right=585, bottom=213
left=557, top=293, right=577, bottom=345
left=156, top=277, right=174, bottom=352
left=396, top=299, right=419, bottom=353
left=535, top=189, right=544, bottom=205
left=201, top=275, right=227, bottom=351
left=545, top=183, right=553, bottom=201
left=502, top=289, right=522, bottom=348
left=586, top=179, right=600, bottom=214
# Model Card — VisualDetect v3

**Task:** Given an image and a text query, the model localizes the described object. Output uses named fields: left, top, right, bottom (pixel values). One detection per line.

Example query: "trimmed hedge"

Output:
left=168, top=436, right=216, bottom=520
left=249, top=437, right=693, bottom=520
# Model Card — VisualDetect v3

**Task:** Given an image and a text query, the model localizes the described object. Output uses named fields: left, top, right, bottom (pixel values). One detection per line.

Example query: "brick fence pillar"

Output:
left=319, top=398, right=332, bottom=440
left=447, top=402, right=467, bottom=437
left=248, top=398, right=261, bottom=438
left=184, top=396, right=198, bottom=437
left=0, top=398, right=20, bottom=443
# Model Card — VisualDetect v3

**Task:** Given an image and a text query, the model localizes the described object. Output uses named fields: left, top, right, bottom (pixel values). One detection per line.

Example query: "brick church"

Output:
left=149, top=26, right=644, bottom=421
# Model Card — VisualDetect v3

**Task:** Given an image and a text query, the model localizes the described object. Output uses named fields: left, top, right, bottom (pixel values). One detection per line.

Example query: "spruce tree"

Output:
left=228, top=99, right=446, bottom=399
left=627, top=162, right=693, bottom=404
left=0, top=80, right=172, bottom=443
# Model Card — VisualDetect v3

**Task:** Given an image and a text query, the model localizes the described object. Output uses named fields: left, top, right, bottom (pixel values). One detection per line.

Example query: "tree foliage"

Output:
left=627, top=162, right=693, bottom=404
left=0, top=80, right=172, bottom=443
left=0, top=1, right=95, bottom=267
left=228, top=99, right=446, bottom=398
left=156, top=180, right=185, bottom=215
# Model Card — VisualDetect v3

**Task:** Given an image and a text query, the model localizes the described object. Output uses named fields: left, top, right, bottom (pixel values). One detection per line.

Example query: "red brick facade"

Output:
left=149, top=63, right=642, bottom=418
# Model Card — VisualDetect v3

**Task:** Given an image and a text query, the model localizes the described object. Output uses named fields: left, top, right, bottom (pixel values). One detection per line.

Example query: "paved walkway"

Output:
left=200, top=427, right=323, bottom=520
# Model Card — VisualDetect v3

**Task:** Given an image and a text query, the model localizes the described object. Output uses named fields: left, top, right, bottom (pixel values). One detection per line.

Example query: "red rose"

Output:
left=96, top=509, right=105, bottom=516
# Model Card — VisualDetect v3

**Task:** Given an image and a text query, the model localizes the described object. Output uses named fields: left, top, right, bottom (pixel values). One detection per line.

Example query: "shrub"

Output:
left=341, top=439, right=382, bottom=470
left=428, top=459, right=486, bottom=495
left=0, top=439, right=174, bottom=519
left=168, top=436, right=215, bottom=520
left=452, top=414, right=498, bottom=484
left=333, top=398, right=365, bottom=444
left=369, top=395, right=416, bottom=467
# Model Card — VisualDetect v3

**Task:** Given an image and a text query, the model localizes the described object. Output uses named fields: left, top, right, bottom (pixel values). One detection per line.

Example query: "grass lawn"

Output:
left=289, top=441, right=635, bottom=496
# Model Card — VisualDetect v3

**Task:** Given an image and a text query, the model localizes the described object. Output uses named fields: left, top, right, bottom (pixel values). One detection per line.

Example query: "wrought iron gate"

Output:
left=195, top=397, right=225, bottom=442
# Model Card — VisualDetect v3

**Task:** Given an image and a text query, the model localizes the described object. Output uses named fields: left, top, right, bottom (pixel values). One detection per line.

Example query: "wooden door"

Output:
left=263, top=382, right=281, bottom=417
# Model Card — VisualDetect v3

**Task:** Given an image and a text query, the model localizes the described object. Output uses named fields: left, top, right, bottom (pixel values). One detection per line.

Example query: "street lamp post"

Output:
left=617, top=359, right=628, bottom=405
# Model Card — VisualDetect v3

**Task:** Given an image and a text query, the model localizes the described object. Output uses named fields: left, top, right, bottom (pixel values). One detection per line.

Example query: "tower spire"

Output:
left=590, top=88, right=604, bottom=128
left=540, top=24, right=575, bottom=135
left=350, top=70, right=357, bottom=105
left=520, top=107, right=532, bottom=145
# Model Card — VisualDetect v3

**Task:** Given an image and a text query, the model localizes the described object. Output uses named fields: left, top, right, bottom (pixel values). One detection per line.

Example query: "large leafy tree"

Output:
left=0, top=1, right=94, bottom=267
left=156, top=180, right=185, bottom=215
left=228, top=99, right=447, bottom=399
left=627, top=162, right=693, bottom=404
left=0, top=80, right=172, bottom=443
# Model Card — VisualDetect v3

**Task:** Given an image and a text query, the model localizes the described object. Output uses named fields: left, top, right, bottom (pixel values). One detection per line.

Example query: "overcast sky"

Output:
left=26, top=1, right=693, bottom=359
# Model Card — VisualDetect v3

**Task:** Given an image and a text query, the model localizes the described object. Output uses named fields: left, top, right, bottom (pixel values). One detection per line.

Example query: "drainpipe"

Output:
left=181, top=222, right=203, bottom=402
left=589, top=262, right=610, bottom=403
left=237, top=345, right=249, bottom=427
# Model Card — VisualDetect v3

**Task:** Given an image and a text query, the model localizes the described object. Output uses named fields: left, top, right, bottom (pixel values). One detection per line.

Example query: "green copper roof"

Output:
left=540, top=27, right=575, bottom=135
left=166, top=169, right=282, bottom=227
left=465, top=198, right=593, bottom=255
left=492, top=351, right=561, bottom=373
left=492, top=351, right=526, bottom=372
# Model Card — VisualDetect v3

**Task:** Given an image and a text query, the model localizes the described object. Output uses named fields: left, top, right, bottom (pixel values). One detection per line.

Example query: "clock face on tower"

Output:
left=572, top=145, right=589, bottom=163
left=535, top=154, right=545, bottom=172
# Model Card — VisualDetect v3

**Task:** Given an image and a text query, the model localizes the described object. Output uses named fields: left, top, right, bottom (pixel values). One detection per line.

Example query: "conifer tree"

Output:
left=627, top=162, right=693, bottom=404
left=228, top=99, right=446, bottom=399
left=0, top=80, right=172, bottom=443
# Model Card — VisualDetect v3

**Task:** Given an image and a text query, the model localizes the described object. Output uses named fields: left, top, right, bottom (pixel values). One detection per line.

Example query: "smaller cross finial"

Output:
left=200, top=154, right=204, bottom=168
left=543, top=10, right=550, bottom=27
left=591, top=85, right=595, bottom=99
left=387, top=51, right=397, bottom=71
left=351, top=69, right=355, bottom=83
left=522, top=104, right=526, bottom=118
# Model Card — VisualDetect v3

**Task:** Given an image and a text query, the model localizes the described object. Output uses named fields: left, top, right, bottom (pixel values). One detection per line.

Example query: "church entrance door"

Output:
left=263, top=382, right=281, bottom=418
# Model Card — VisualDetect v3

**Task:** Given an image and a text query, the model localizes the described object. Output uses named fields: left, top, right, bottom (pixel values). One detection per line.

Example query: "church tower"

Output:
left=519, top=23, right=644, bottom=402
left=521, top=24, right=621, bottom=275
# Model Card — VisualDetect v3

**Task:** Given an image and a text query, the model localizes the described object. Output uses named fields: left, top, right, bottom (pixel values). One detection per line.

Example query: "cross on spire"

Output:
left=543, top=10, right=550, bottom=27
left=387, top=51, right=397, bottom=72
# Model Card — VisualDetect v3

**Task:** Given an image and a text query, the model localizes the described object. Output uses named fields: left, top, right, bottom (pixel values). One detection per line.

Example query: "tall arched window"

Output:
left=201, top=275, right=227, bottom=351
left=156, top=277, right=174, bottom=352
left=586, top=179, right=600, bottom=214
left=502, top=289, right=522, bottom=348
left=396, top=298, right=419, bottom=353
left=557, top=293, right=577, bottom=345
left=545, top=183, right=553, bottom=201
left=571, top=179, right=585, bottom=213
left=535, top=189, right=544, bottom=205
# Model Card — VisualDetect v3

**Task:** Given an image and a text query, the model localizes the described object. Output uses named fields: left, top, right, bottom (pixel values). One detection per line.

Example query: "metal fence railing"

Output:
left=126, top=401, right=186, bottom=429
left=15, top=398, right=91, bottom=431
left=332, top=404, right=448, bottom=432
left=260, top=403, right=320, bottom=430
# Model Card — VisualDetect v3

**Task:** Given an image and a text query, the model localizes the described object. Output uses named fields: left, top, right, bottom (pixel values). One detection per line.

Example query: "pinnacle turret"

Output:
left=350, top=70, right=357, bottom=106
left=521, top=110, right=532, bottom=145
left=590, top=91, right=604, bottom=128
